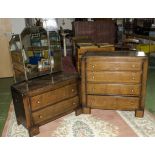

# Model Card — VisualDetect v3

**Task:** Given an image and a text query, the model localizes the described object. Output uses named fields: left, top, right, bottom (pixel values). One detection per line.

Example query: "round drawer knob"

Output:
left=92, top=76, right=95, bottom=79
left=37, top=101, right=40, bottom=104
left=132, top=65, right=136, bottom=68
left=131, top=89, right=134, bottom=93
left=132, top=77, right=135, bottom=80
left=39, top=115, right=43, bottom=119
left=71, top=89, right=74, bottom=92
left=73, top=102, right=76, bottom=105
left=92, top=65, right=95, bottom=68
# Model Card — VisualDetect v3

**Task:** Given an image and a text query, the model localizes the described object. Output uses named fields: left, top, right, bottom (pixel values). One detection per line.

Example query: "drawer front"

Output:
left=32, top=96, right=79, bottom=124
left=87, top=95, right=139, bottom=110
left=87, top=71, right=142, bottom=83
left=87, top=83, right=141, bottom=96
left=31, top=83, right=78, bottom=111
left=87, top=61, right=142, bottom=71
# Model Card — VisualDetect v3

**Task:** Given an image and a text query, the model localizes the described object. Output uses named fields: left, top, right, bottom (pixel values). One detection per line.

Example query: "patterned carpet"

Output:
left=2, top=104, right=155, bottom=137
left=117, top=110, right=155, bottom=136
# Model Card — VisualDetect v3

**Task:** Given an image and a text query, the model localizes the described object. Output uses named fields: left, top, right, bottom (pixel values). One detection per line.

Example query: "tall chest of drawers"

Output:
left=81, top=51, right=148, bottom=117
left=11, top=72, right=81, bottom=136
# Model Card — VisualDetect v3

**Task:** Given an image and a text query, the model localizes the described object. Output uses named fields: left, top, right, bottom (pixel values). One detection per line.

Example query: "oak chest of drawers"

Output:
left=11, top=72, right=81, bottom=136
left=81, top=51, right=148, bottom=117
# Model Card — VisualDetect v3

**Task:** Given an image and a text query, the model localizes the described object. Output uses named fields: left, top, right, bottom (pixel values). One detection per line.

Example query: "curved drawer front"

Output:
left=87, top=61, right=142, bottom=71
left=87, top=71, right=142, bottom=83
left=30, top=83, right=78, bottom=111
left=32, top=96, right=79, bottom=124
left=87, top=83, right=141, bottom=96
left=87, top=95, right=139, bottom=110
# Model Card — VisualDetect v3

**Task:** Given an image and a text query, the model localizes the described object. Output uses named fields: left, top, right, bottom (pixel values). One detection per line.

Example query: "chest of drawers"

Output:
left=81, top=51, right=148, bottom=117
left=11, top=72, right=81, bottom=136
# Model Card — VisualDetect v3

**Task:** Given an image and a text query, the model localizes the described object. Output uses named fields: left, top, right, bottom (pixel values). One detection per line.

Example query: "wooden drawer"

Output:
left=30, top=83, right=78, bottom=111
left=87, top=83, right=141, bottom=96
left=87, top=95, right=140, bottom=110
left=32, top=96, right=79, bottom=124
left=87, top=61, right=142, bottom=71
left=87, top=71, right=142, bottom=83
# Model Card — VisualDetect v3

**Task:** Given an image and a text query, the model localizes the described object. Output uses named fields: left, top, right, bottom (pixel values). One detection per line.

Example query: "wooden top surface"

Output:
left=76, top=43, right=114, bottom=49
left=11, top=72, right=79, bottom=95
left=82, top=51, right=147, bottom=58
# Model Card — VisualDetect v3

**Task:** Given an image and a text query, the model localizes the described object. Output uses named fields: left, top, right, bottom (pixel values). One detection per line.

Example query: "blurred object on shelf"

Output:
left=136, top=44, right=155, bottom=54
left=42, top=18, right=58, bottom=32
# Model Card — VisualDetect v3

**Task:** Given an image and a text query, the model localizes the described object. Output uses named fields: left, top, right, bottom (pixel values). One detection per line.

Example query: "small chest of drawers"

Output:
left=11, top=72, right=81, bottom=136
left=81, top=51, right=148, bottom=117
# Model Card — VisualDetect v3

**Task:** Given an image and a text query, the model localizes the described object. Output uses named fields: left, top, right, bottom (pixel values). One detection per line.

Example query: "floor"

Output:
left=146, top=68, right=155, bottom=114
left=0, top=78, right=14, bottom=135
left=0, top=57, right=155, bottom=136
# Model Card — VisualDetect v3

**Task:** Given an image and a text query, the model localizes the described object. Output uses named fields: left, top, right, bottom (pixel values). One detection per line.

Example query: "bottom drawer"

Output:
left=32, top=96, right=79, bottom=124
left=87, top=95, right=140, bottom=110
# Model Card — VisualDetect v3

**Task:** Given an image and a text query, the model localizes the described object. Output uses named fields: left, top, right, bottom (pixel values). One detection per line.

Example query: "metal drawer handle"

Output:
left=92, top=76, right=95, bottom=79
left=39, top=115, right=43, bottom=119
left=37, top=101, right=40, bottom=104
left=71, top=89, right=74, bottom=92
left=92, top=65, right=95, bottom=68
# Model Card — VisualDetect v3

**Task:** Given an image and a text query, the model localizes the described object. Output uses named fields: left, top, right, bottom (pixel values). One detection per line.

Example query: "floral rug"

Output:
left=2, top=104, right=155, bottom=137
left=117, top=110, right=155, bottom=136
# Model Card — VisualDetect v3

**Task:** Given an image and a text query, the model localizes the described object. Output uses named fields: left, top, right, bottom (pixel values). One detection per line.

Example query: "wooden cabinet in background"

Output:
left=11, top=72, right=81, bottom=136
left=81, top=51, right=148, bottom=117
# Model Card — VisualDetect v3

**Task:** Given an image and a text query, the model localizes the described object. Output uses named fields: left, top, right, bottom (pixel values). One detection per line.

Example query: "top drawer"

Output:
left=87, top=71, right=142, bottom=83
left=30, top=83, right=78, bottom=111
left=87, top=61, right=142, bottom=71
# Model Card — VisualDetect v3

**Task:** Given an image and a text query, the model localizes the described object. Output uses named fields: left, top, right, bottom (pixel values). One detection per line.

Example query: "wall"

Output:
left=57, top=18, right=74, bottom=30
left=0, top=19, right=13, bottom=77
left=11, top=18, right=25, bottom=34
left=18, top=18, right=74, bottom=30
left=0, top=18, right=25, bottom=78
